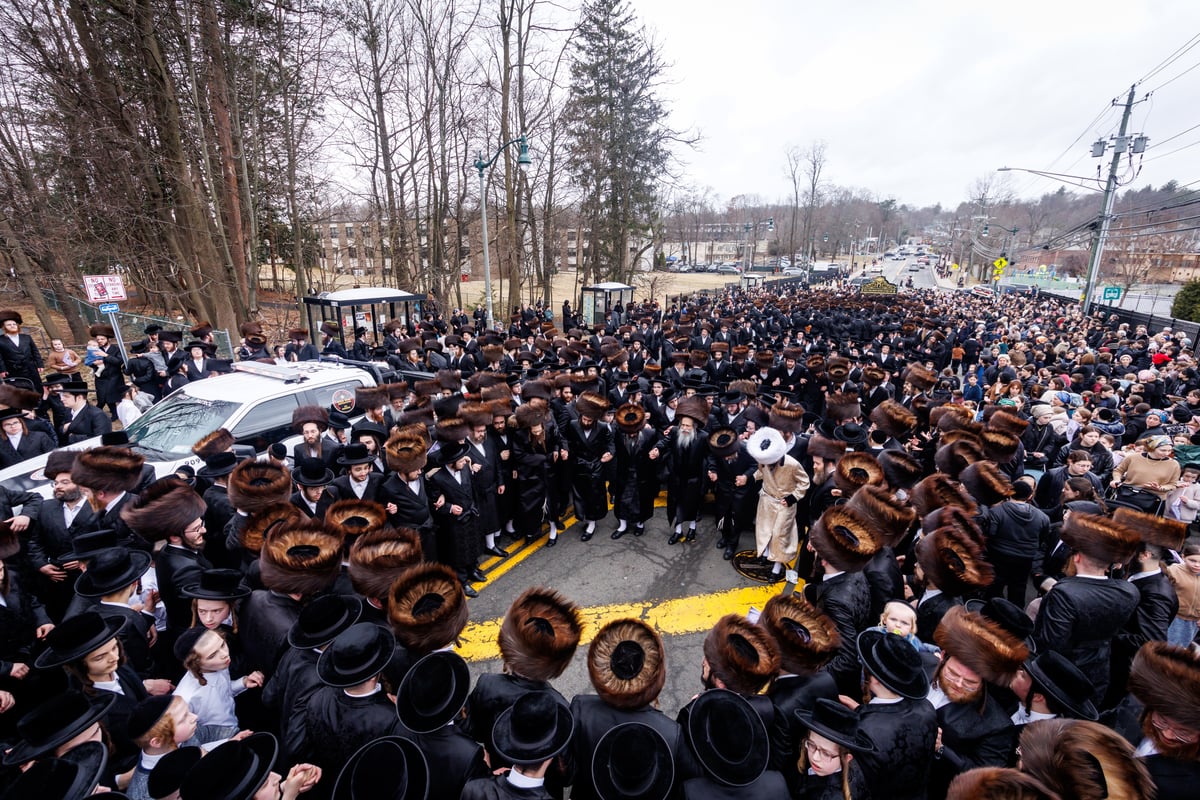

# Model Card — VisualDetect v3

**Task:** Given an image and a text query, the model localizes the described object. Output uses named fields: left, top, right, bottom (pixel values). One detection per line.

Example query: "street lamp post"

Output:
left=474, top=134, right=532, bottom=331
left=742, top=217, right=774, bottom=272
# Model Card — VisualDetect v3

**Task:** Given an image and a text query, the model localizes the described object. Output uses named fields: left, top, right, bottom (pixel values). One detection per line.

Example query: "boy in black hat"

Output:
left=461, top=691, right=574, bottom=800
left=294, top=624, right=396, bottom=794
left=290, top=457, right=338, bottom=519
left=58, top=380, right=111, bottom=444
left=426, top=440, right=484, bottom=596
left=72, top=548, right=157, bottom=679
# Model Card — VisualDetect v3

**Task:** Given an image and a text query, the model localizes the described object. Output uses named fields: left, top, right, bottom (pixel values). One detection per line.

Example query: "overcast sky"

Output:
left=632, top=0, right=1200, bottom=209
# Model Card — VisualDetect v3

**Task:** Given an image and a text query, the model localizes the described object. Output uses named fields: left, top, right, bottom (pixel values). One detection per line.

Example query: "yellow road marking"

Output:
left=456, top=583, right=784, bottom=662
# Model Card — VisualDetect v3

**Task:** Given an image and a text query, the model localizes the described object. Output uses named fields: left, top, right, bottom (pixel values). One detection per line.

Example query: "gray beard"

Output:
left=676, top=428, right=695, bottom=451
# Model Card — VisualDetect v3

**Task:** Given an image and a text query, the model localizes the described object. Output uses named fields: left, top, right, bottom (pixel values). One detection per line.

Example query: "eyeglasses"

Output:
left=183, top=520, right=206, bottom=536
left=803, top=738, right=840, bottom=761
left=941, top=661, right=982, bottom=692
left=1152, top=713, right=1200, bottom=744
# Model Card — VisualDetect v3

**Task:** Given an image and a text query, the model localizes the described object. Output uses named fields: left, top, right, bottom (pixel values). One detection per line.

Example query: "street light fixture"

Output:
left=474, top=134, right=532, bottom=331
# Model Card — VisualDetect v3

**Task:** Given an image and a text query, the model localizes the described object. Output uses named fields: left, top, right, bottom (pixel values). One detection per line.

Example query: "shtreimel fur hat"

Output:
left=385, top=428, right=428, bottom=474
left=1112, top=507, right=1188, bottom=550
left=1127, top=641, right=1200, bottom=732
left=809, top=506, right=882, bottom=573
left=1059, top=512, right=1141, bottom=566
left=870, top=400, right=916, bottom=440
left=191, top=428, right=235, bottom=458
left=587, top=619, right=667, bottom=711
left=227, top=461, right=292, bottom=514
left=388, top=563, right=469, bottom=655
left=499, top=587, right=583, bottom=682
left=258, top=520, right=342, bottom=596
left=934, top=606, right=1029, bottom=687
left=845, top=484, right=916, bottom=546
left=702, top=613, right=780, bottom=696
left=1018, top=719, right=1153, bottom=800
left=71, top=446, right=144, bottom=494
left=348, top=527, right=424, bottom=601
left=946, top=768, right=1059, bottom=800
left=120, top=478, right=206, bottom=541
left=917, top=524, right=995, bottom=597
left=759, top=595, right=840, bottom=676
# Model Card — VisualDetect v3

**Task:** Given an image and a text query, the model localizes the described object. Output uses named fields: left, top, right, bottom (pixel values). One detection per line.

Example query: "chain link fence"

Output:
left=41, top=290, right=234, bottom=358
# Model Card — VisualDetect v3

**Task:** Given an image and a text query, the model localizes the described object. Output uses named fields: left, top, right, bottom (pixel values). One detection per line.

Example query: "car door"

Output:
left=230, top=394, right=303, bottom=454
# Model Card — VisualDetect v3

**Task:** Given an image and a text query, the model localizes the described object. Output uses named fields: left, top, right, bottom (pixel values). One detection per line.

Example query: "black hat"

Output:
left=100, top=431, right=135, bottom=448
left=317, top=623, right=396, bottom=688
left=74, top=548, right=152, bottom=598
left=834, top=422, right=870, bottom=448
left=147, top=747, right=203, bottom=800
left=431, top=440, right=471, bottom=467
left=180, top=732, right=278, bottom=800
left=3, top=690, right=116, bottom=766
left=328, top=410, right=352, bottom=430
left=34, top=612, right=127, bottom=669
left=794, top=698, right=876, bottom=754
left=144, top=324, right=163, bottom=335
left=856, top=629, right=930, bottom=700
left=1025, top=650, right=1098, bottom=721
left=292, top=456, right=335, bottom=487
left=127, top=695, right=175, bottom=742
left=491, top=690, right=574, bottom=766
left=336, top=443, right=374, bottom=466
left=181, top=568, right=251, bottom=601
left=591, top=722, right=675, bottom=800
left=55, top=529, right=120, bottom=563
left=682, top=688, right=769, bottom=787
left=395, top=650, right=471, bottom=734
left=172, top=626, right=217, bottom=664
left=331, top=736, right=429, bottom=800
left=964, top=597, right=1035, bottom=652
left=197, top=451, right=243, bottom=479
left=0, top=740, right=107, bottom=800
left=288, top=595, right=363, bottom=649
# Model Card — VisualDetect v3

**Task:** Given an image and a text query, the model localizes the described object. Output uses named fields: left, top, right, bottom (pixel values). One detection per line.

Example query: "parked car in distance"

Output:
left=781, top=267, right=805, bottom=276
left=970, top=285, right=996, bottom=299
left=908, top=262, right=922, bottom=271
left=716, top=264, right=741, bottom=274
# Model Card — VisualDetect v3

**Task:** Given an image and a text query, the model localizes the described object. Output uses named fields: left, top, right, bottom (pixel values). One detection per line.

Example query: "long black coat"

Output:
left=462, top=672, right=568, bottom=769
left=427, top=465, right=480, bottom=575
left=0, top=333, right=42, bottom=391
left=300, top=686, right=398, bottom=797
left=768, top=672, right=840, bottom=793
left=0, top=573, right=50, bottom=679
left=705, top=444, right=757, bottom=532
left=467, top=436, right=505, bottom=535
left=1032, top=576, right=1139, bottom=704
left=509, top=427, right=561, bottom=535
left=1109, top=571, right=1179, bottom=705
left=929, top=692, right=1015, bottom=798
left=805, top=571, right=873, bottom=697
left=612, top=427, right=660, bottom=524
left=239, top=590, right=303, bottom=677
left=563, top=419, right=614, bottom=522
left=262, top=646, right=323, bottom=763
left=62, top=402, right=112, bottom=444
left=202, top=484, right=238, bottom=569
left=379, top=473, right=436, bottom=561
left=681, top=771, right=788, bottom=800
left=156, top=544, right=211, bottom=631
left=93, top=343, right=125, bottom=409
left=0, top=431, right=54, bottom=470
left=565, top=694, right=692, bottom=800
left=391, top=721, right=490, bottom=800
left=916, top=591, right=962, bottom=644
left=856, top=697, right=938, bottom=800
left=862, top=546, right=905, bottom=621
left=655, top=429, right=708, bottom=524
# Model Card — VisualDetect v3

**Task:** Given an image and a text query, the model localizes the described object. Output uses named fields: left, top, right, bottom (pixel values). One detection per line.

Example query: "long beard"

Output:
left=676, top=428, right=695, bottom=451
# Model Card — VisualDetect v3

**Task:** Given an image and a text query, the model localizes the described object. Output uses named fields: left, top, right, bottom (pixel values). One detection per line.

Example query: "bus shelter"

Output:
left=301, top=288, right=425, bottom=351
left=580, top=282, right=634, bottom=327
left=740, top=273, right=765, bottom=290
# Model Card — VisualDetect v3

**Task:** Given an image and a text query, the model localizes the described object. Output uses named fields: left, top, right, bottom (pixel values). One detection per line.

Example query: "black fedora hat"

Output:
left=197, top=451, right=243, bottom=480
left=0, top=740, right=107, bottom=800
left=74, top=548, right=152, bottom=598
left=834, top=422, right=870, bottom=448
left=336, top=443, right=374, bottom=467
left=327, top=410, right=352, bottom=430
left=856, top=629, right=929, bottom=700
left=592, top=722, right=675, bottom=800
left=180, top=732, right=278, bottom=800
left=395, top=651, right=471, bottom=734
left=288, top=595, right=363, bottom=649
left=180, top=568, right=251, bottom=601
left=431, top=440, right=471, bottom=467
left=3, top=690, right=116, bottom=766
left=317, top=623, right=396, bottom=688
left=683, top=688, right=768, bottom=787
left=332, top=736, right=429, bottom=800
left=1025, top=650, right=1098, bottom=721
left=292, top=456, right=335, bottom=487
left=100, top=431, right=135, bottom=448
left=34, top=612, right=126, bottom=669
left=794, top=698, right=876, bottom=754
left=55, top=529, right=120, bottom=563
left=492, top=690, right=574, bottom=766
left=147, top=746, right=203, bottom=800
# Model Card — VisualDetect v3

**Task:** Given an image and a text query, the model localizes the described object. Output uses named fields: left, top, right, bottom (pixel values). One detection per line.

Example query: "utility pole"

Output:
left=1082, top=85, right=1138, bottom=316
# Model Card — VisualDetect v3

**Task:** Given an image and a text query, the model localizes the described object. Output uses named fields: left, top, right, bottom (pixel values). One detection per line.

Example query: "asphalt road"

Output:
left=461, top=499, right=781, bottom=718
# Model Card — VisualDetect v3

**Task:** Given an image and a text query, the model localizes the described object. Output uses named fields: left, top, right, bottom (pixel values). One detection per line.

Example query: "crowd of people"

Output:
left=0, top=282, right=1199, bottom=798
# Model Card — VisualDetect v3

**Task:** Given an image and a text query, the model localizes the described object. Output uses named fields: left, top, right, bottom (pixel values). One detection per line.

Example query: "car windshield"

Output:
left=125, top=394, right=241, bottom=455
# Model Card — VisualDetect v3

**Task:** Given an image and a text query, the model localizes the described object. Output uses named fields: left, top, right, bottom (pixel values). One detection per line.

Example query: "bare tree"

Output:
left=801, top=141, right=827, bottom=261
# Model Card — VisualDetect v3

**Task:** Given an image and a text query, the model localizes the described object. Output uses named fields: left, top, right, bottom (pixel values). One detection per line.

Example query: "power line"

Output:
left=1138, top=31, right=1200, bottom=84
left=1146, top=55, right=1200, bottom=93
left=1150, top=121, right=1200, bottom=149
left=1142, top=135, right=1200, bottom=163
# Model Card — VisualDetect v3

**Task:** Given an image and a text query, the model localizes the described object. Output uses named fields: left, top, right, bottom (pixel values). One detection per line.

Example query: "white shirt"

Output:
left=175, top=668, right=246, bottom=729
left=6, top=434, right=20, bottom=450
left=918, top=588, right=943, bottom=607
left=927, top=683, right=951, bottom=709
left=506, top=771, right=545, bottom=790
left=62, top=497, right=87, bottom=529
left=104, top=492, right=128, bottom=515
left=348, top=477, right=369, bottom=499
left=1012, top=707, right=1056, bottom=725
left=93, top=678, right=124, bottom=695
left=868, top=696, right=903, bottom=705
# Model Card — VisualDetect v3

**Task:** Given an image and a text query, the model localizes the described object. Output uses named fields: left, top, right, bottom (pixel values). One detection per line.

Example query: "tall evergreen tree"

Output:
left=565, top=0, right=671, bottom=284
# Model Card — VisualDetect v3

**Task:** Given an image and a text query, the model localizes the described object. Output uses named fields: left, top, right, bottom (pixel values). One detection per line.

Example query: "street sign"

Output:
left=83, top=274, right=128, bottom=302
left=1102, top=286, right=1122, bottom=301
left=992, top=257, right=1008, bottom=270
left=98, top=303, right=120, bottom=314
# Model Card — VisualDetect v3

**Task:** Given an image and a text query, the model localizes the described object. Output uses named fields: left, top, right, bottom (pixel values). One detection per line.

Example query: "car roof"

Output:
left=180, top=361, right=371, bottom=401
